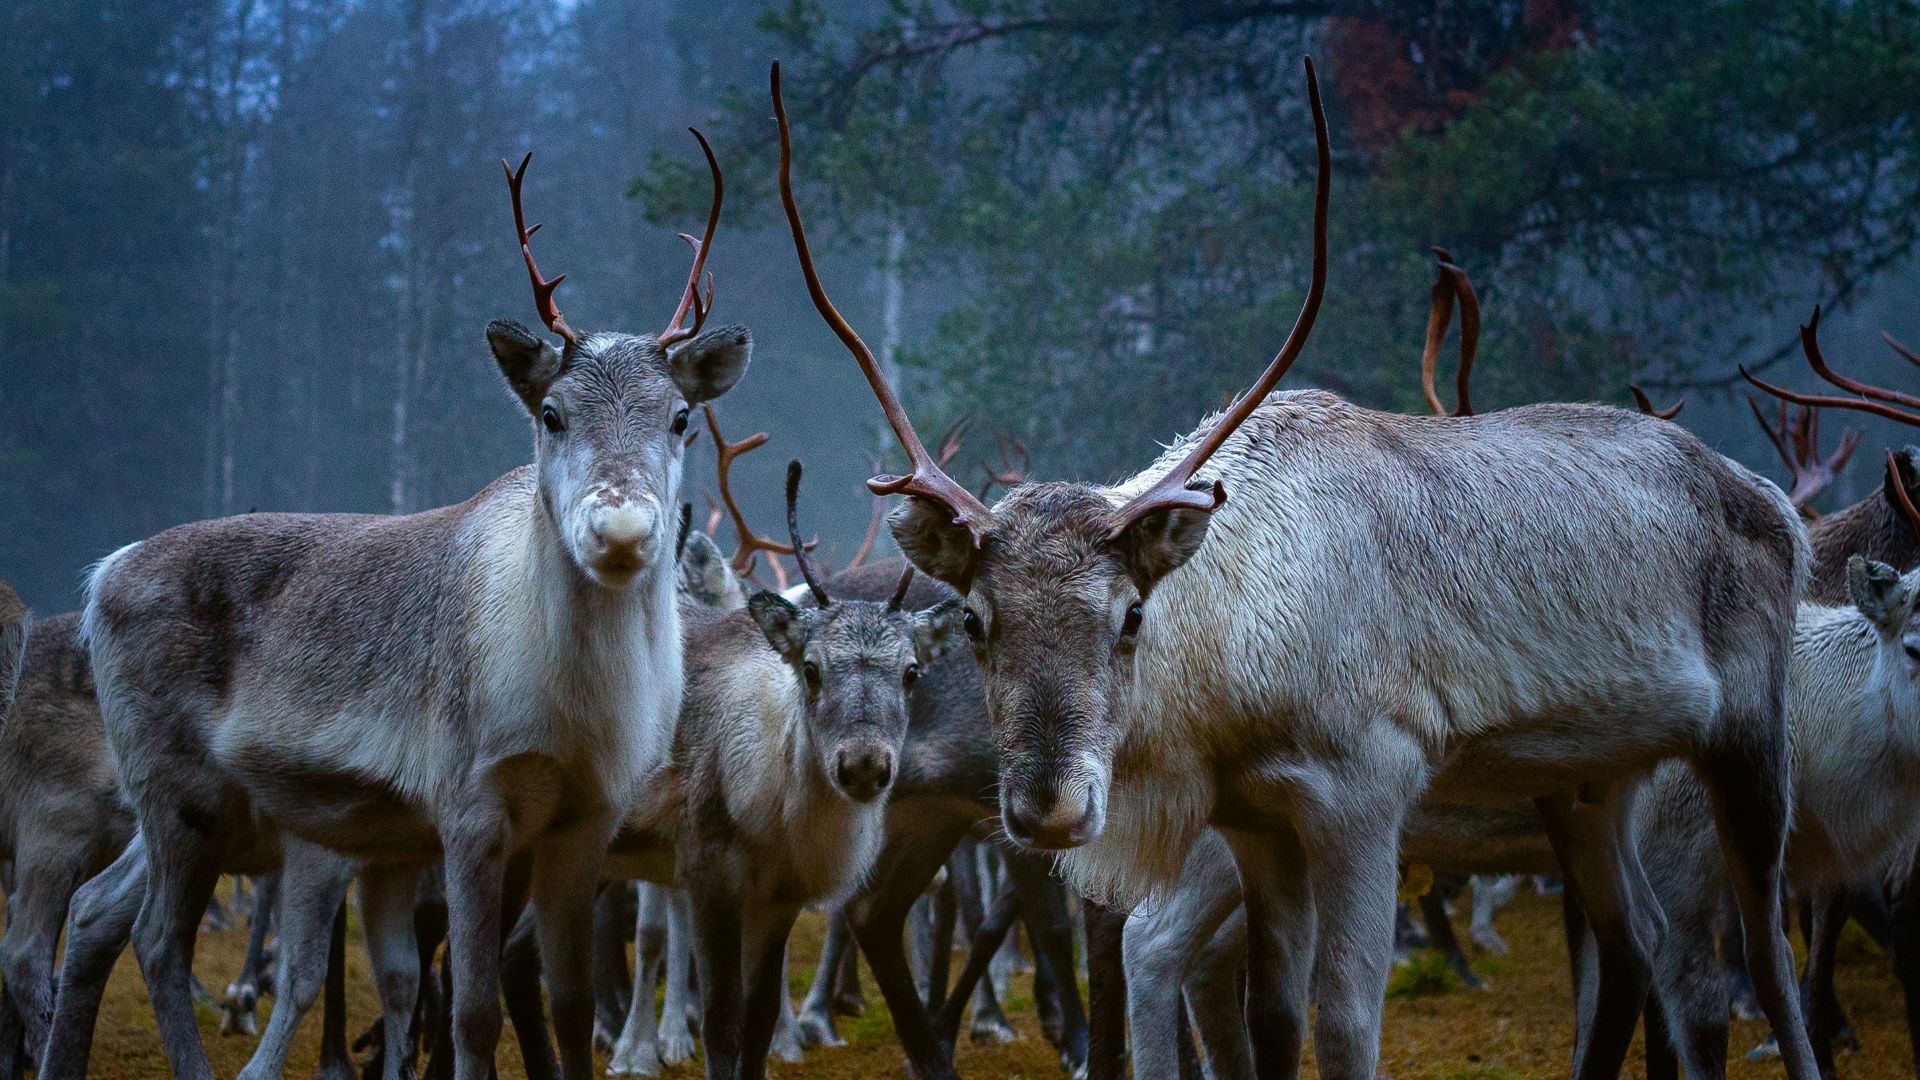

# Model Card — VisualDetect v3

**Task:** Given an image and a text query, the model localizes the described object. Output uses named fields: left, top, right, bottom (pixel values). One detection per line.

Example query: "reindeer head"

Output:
left=745, top=463, right=963, bottom=803
left=772, top=58, right=1328, bottom=847
left=488, top=143, right=750, bottom=590
left=1847, top=555, right=1920, bottom=678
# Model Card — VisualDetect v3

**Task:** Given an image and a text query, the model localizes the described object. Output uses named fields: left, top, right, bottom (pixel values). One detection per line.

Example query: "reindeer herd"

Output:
left=5, top=55, right=1920, bottom=1080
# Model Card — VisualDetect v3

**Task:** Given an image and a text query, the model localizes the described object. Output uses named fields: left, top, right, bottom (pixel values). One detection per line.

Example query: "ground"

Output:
left=73, top=887, right=1914, bottom=1079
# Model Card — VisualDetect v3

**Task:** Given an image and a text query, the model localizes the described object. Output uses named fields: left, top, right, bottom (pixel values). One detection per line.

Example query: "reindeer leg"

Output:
left=796, top=908, right=852, bottom=1048
left=1007, top=851, right=1087, bottom=1074
left=1220, top=823, right=1315, bottom=1080
left=688, top=862, right=746, bottom=1080
left=1186, top=906, right=1254, bottom=1080
left=1083, top=898, right=1130, bottom=1080
left=1799, top=892, right=1848, bottom=1080
left=502, top=904, right=557, bottom=1080
left=0, top=825, right=95, bottom=1065
left=1125, top=832, right=1240, bottom=1080
left=236, top=841, right=357, bottom=1080
left=739, top=904, right=803, bottom=1080
left=592, top=881, right=633, bottom=1051
left=656, top=889, right=698, bottom=1066
left=361, top=863, right=424, bottom=1080
left=609, top=883, right=668, bottom=1076
left=848, top=834, right=965, bottom=1080
left=441, top=811, right=512, bottom=1080
left=129, top=807, right=231, bottom=1080
left=38, top=835, right=145, bottom=1078
left=223, top=871, right=280, bottom=1037
left=1419, top=880, right=1487, bottom=990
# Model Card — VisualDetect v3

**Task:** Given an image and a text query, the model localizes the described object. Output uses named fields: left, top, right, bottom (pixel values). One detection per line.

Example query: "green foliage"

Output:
left=637, top=0, right=1920, bottom=480
left=1387, top=951, right=1462, bottom=999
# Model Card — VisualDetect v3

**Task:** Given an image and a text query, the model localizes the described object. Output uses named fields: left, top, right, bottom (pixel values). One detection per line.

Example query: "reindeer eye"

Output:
left=1120, top=601, right=1144, bottom=638
left=670, top=407, right=690, bottom=436
left=961, top=609, right=983, bottom=642
left=802, top=661, right=821, bottom=690
left=903, top=663, right=920, bottom=691
left=541, top=404, right=566, bottom=434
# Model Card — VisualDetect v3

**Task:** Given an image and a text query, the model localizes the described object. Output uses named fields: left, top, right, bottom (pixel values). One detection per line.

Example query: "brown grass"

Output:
left=75, top=888, right=1913, bottom=1078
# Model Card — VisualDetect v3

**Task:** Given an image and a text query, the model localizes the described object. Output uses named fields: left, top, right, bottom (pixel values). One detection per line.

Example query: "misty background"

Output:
left=3, top=0, right=1917, bottom=613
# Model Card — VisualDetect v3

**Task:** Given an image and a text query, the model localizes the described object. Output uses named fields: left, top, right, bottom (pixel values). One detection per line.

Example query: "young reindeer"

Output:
left=566, top=461, right=964, bottom=1080
left=776, top=56, right=1821, bottom=1080
left=48, top=140, right=749, bottom=1080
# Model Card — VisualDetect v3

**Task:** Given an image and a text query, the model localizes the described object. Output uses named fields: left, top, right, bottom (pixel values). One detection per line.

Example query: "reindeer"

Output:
left=40, top=140, right=748, bottom=1080
left=775, top=57, right=1821, bottom=1080
left=496, top=461, right=962, bottom=1080
left=1630, top=556, right=1920, bottom=1080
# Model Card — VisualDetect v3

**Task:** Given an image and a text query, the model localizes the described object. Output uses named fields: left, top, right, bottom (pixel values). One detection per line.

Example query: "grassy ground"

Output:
left=75, top=887, right=1914, bottom=1078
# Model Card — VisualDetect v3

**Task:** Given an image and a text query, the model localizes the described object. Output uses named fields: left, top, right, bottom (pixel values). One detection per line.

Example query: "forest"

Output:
left=2, top=0, right=1917, bottom=612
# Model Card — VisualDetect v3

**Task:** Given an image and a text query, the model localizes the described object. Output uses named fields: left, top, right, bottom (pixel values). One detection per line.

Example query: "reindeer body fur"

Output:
left=85, top=472, right=678, bottom=858
left=1054, top=390, right=1804, bottom=906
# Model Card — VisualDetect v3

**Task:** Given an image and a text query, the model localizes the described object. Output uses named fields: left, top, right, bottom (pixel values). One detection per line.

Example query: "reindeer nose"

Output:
left=1002, top=785, right=1099, bottom=850
left=834, top=747, right=895, bottom=803
left=591, top=502, right=657, bottom=557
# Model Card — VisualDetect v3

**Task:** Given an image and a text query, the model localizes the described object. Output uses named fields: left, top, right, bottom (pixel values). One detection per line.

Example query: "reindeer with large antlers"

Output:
left=776, top=57, right=1821, bottom=1080
left=39, top=137, right=749, bottom=1080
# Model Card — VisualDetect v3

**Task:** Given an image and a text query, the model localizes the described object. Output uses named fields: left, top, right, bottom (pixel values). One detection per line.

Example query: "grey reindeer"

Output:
left=775, top=56, right=1820, bottom=1080
left=38, top=139, right=749, bottom=1080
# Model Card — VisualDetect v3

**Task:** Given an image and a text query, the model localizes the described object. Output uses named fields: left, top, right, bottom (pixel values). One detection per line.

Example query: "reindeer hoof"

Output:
left=969, top=1014, right=1018, bottom=1044
left=1746, top=1034, right=1781, bottom=1060
left=831, top=990, right=866, bottom=1017
left=606, top=1037, right=663, bottom=1077
left=1471, top=928, right=1510, bottom=955
left=657, top=1030, right=698, bottom=1066
left=796, top=1009, right=845, bottom=1048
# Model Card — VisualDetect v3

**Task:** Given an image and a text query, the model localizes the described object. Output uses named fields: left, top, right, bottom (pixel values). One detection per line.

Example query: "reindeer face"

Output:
left=1850, top=555, right=1920, bottom=676
left=489, top=323, right=749, bottom=590
left=748, top=594, right=962, bottom=804
left=891, top=482, right=1205, bottom=851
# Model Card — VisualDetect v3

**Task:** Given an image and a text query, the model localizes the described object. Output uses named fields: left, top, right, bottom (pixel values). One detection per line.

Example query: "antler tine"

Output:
left=1885, top=331, right=1920, bottom=371
left=1630, top=383, right=1685, bottom=420
left=935, top=416, right=973, bottom=470
left=1419, top=254, right=1457, bottom=416
left=1741, top=309, right=1920, bottom=427
left=887, top=565, right=916, bottom=613
left=785, top=461, right=831, bottom=607
left=660, top=129, right=723, bottom=346
left=1889, top=449, right=1920, bottom=538
left=977, top=433, right=1031, bottom=500
left=1112, top=56, right=1329, bottom=535
left=704, top=404, right=803, bottom=575
left=846, top=494, right=886, bottom=571
left=773, top=61, right=997, bottom=545
left=502, top=153, right=579, bottom=345
left=1744, top=392, right=1860, bottom=512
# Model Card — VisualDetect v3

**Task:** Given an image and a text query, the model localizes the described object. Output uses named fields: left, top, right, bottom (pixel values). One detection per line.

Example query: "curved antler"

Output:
left=785, top=461, right=831, bottom=607
left=887, top=565, right=916, bottom=612
left=1741, top=307, right=1920, bottom=427
left=1888, top=450, right=1920, bottom=538
left=978, top=433, right=1030, bottom=500
left=1419, top=247, right=1478, bottom=418
left=1629, top=384, right=1685, bottom=420
left=1109, top=56, right=1330, bottom=536
left=773, top=61, right=997, bottom=545
left=704, top=405, right=803, bottom=577
left=1885, top=331, right=1920, bottom=371
left=501, top=153, right=579, bottom=345
left=660, top=129, right=723, bottom=347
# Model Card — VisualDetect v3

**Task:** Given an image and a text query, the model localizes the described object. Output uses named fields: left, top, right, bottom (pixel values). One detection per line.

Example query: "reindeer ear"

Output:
left=488, top=319, right=565, bottom=411
left=747, top=591, right=807, bottom=663
left=1848, top=555, right=1913, bottom=630
left=669, top=324, right=751, bottom=404
left=1109, top=503, right=1213, bottom=595
left=910, top=599, right=966, bottom=666
left=889, top=497, right=983, bottom=592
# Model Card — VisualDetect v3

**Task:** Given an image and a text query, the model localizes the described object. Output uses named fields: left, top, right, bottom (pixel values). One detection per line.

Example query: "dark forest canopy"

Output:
left=3, top=0, right=1918, bottom=611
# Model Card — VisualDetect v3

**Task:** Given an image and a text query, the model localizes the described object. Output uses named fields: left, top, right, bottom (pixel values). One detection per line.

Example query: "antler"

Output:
left=1741, top=307, right=1920, bottom=427
left=887, top=565, right=916, bottom=612
left=1110, top=56, right=1329, bottom=536
left=704, top=404, right=803, bottom=577
left=1419, top=247, right=1478, bottom=418
left=501, top=153, right=579, bottom=346
left=660, top=129, right=723, bottom=347
left=1886, top=331, right=1920, bottom=371
left=1629, top=384, right=1685, bottom=420
left=784, top=461, right=831, bottom=606
left=1888, top=450, right=1920, bottom=538
left=1745, top=394, right=1861, bottom=512
left=978, top=434, right=1030, bottom=500
left=773, top=61, right=998, bottom=545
